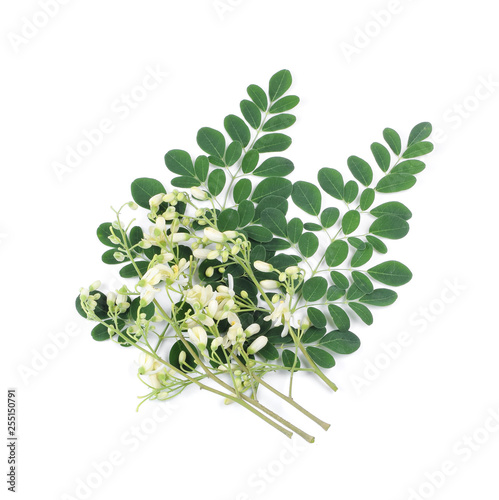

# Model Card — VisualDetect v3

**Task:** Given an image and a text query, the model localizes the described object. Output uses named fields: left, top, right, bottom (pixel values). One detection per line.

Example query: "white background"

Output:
left=2, top=1, right=499, bottom=499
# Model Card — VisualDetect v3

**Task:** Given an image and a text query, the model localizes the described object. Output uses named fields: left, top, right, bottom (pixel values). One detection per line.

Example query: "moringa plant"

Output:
left=77, top=69, right=433, bottom=442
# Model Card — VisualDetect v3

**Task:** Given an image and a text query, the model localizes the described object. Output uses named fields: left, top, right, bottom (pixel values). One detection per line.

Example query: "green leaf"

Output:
left=368, top=260, right=412, bottom=286
left=233, top=179, right=252, bottom=204
left=263, top=114, right=296, bottom=132
left=292, top=181, right=322, bottom=216
left=129, top=226, right=144, bottom=246
left=97, top=222, right=119, bottom=247
left=351, top=243, right=374, bottom=268
left=348, top=302, right=373, bottom=325
left=408, top=122, right=432, bottom=146
left=266, top=238, right=291, bottom=251
left=321, top=330, right=360, bottom=354
left=238, top=200, right=255, bottom=227
left=371, top=142, right=391, bottom=172
left=327, top=285, right=345, bottom=301
left=225, top=141, right=243, bottom=166
left=360, top=288, right=398, bottom=306
left=303, top=277, right=328, bottom=301
left=240, top=99, right=261, bottom=129
left=261, top=208, right=288, bottom=238
left=269, top=95, right=300, bottom=113
left=343, top=180, right=359, bottom=203
left=308, top=307, right=327, bottom=328
left=346, top=283, right=365, bottom=301
left=321, top=207, right=340, bottom=228
left=370, top=215, right=409, bottom=240
left=287, top=218, right=303, bottom=243
left=254, top=196, right=288, bottom=221
left=244, top=225, right=273, bottom=243
left=360, top=188, right=375, bottom=210
left=348, top=237, right=367, bottom=252
left=383, top=128, right=401, bottom=155
left=247, top=84, right=268, bottom=111
left=91, top=322, right=114, bottom=342
left=253, top=133, right=292, bottom=153
left=376, top=173, right=416, bottom=193
left=171, top=176, right=200, bottom=188
left=371, top=201, right=412, bottom=220
left=325, top=240, right=349, bottom=266
left=366, top=235, right=388, bottom=254
left=242, top=150, right=260, bottom=173
left=351, top=271, right=374, bottom=294
left=304, top=222, right=322, bottom=232
left=170, top=340, right=197, bottom=372
left=119, top=261, right=149, bottom=278
left=327, top=304, right=351, bottom=331
left=306, top=346, right=335, bottom=368
left=218, top=209, right=239, bottom=231
left=197, top=127, right=226, bottom=159
left=298, top=232, right=319, bottom=258
left=330, top=271, right=349, bottom=290
left=195, top=155, right=209, bottom=182
left=342, top=210, right=360, bottom=235
left=318, top=168, right=344, bottom=200
left=269, top=69, right=292, bottom=101
left=402, top=141, right=434, bottom=158
left=207, top=169, right=226, bottom=196
left=347, top=156, right=373, bottom=186
left=164, top=150, right=195, bottom=177
left=224, top=114, right=251, bottom=147
left=251, top=178, right=292, bottom=203
left=258, top=342, right=280, bottom=360
left=282, top=350, right=301, bottom=369
left=391, top=160, right=425, bottom=175
left=253, top=157, right=294, bottom=177
left=208, top=155, right=225, bottom=167
left=302, top=326, right=326, bottom=344
left=131, top=178, right=166, bottom=209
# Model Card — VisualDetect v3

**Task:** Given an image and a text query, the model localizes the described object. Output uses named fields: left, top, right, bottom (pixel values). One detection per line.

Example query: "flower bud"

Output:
left=285, top=266, right=301, bottom=275
left=128, top=201, right=138, bottom=210
left=172, top=233, right=190, bottom=243
left=241, top=290, right=248, bottom=299
left=79, top=287, right=89, bottom=300
left=163, top=193, right=176, bottom=203
left=178, top=351, right=187, bottom=365
left=149, top=193, right=165, bottom=207
left=188, top=326, right=207, bottom=350
left=245, top=323, right=261, bottom=336
left=89, top=280, right=101, bottom=291
left=207, top=250, right=220, bottom=260
left=204, top=227, right=225, bottom=243
left=223, top=231, right=238, bottom=239
left=108, top=235, right=121, bottom=245
left=193, top=248, right=211, bottom=259
left=247, top=336, right=268, bottom=355
left=139, top=239, right=152, bottom=249
left=113, top=252, right=126, bottom=262
left=231, top=245, right=241, bottom=255
left=107, top=292, right=117, bottom=306
left=195, top=209, right=204, bottom=217
left=260, top=280, right=281, bottom=290
left=278, top=272, right=286, bottom=282
left=254, top=261, right=274, bottom=273
left=211, top=337, right=223, bottom=350
left=205, top=267, right=214, bottom=278
left=191, top=187, right=208, bottom=200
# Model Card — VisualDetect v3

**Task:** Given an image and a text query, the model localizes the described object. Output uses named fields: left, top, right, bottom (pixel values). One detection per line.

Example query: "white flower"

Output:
left=184, top=284, right=216, bottom=308
left=188, top=326, right=208, bottom=350
left=149, top=193, right=165, bottom=207
left=245, top=323, right=261, bottom=337
left=204, top=227, right=225, bottom=243
left=254, top=261, right=274, bottom=273
left=191, top=187, right=208, bottom=200
left=193, top=248, right=211, bottom=259
left=264, top=294, right=293, bottom=337
left=260, top=280, right=281, bottom=290
left=247, top=336, right=268, bottom=355
left=140, top=285, right=160, bottom=306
